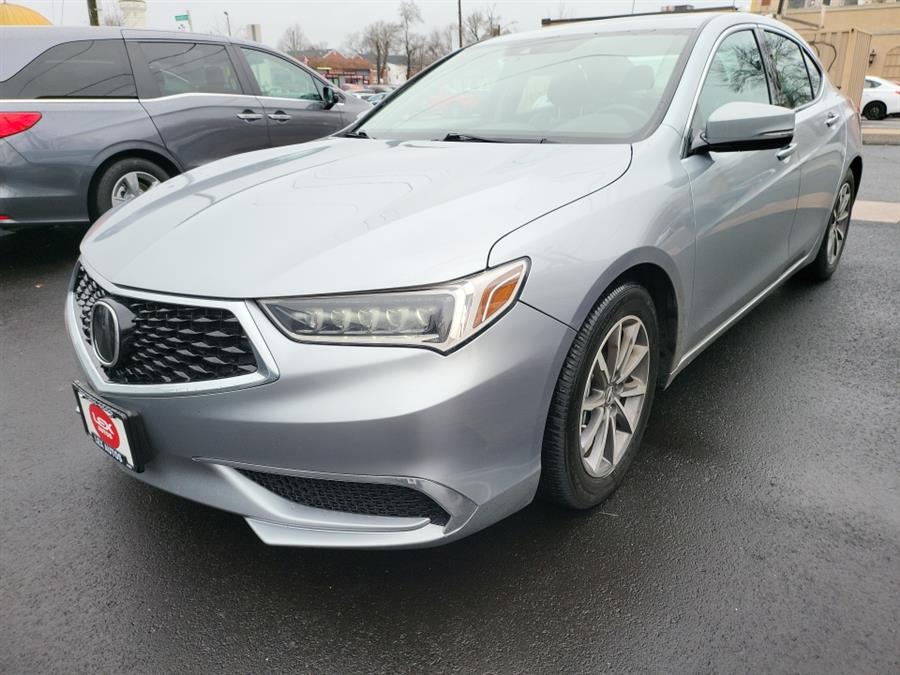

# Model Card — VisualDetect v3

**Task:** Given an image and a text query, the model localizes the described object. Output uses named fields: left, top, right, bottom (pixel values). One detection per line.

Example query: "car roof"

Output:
left=482, top=10, right=797, bottom=47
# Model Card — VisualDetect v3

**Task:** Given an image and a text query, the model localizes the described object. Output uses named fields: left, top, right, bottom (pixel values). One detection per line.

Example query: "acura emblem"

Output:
left=90, top=300, right=121, bottom=367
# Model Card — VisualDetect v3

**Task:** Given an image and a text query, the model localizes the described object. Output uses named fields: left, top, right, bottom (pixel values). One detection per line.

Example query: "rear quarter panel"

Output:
left=1, top=101, right=165, bottom=225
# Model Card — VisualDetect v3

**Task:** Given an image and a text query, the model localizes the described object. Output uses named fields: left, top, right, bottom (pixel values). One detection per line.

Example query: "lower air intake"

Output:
left=237, top=470, right=450, bottom=526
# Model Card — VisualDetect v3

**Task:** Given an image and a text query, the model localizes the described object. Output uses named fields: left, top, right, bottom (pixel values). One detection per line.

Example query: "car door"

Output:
left=129, top=40, right=269, bottom=170
left=762, top=30, right=846, bottom=262
left=237, top=47, right=344, bottom=146
left=682, top=27, right=801, bottom=343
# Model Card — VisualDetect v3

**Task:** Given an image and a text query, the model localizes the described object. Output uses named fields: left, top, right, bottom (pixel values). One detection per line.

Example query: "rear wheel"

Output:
left=805, top=169, right=855, bottom=282
left=863, top=101, right=887, bottom=121
left=91, top=157, right=169, bottom=219
left=540, top=283, right=659, bottom=509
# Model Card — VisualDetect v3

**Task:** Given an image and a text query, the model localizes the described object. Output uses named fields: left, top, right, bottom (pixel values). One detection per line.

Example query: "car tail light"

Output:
left=0, top=112, right=42, bottom=139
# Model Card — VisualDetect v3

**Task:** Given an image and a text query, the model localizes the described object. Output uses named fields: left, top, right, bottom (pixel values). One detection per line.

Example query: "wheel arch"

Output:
left=85, top=144, right=183, bottom=220
left=571, top=249, right=684, bottom=387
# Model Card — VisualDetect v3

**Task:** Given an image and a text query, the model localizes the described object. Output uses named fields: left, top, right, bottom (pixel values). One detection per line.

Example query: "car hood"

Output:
left=81, top=138, right=631, bottom=298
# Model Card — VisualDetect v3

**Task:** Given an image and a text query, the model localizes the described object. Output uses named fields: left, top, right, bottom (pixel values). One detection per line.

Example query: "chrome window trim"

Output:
left=681, top=23, right=764, bottom=157
left=139, top=92, right=261, bottom=102
left=0, top=98, right=143, bottom=103
left=0, top=93, right=261, bottom=103
left=68, top=259, right=280, bottom=397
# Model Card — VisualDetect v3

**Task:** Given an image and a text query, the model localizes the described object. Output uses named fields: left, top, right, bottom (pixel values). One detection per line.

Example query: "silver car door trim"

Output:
left=669, top=256, right=808, bottom=381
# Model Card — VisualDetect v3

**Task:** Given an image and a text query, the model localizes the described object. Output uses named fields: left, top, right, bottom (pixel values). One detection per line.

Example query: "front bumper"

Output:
left=67, top=263, right=574, bottom=548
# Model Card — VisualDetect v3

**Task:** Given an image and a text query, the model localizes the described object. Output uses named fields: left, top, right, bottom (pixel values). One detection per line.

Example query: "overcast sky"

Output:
left=23, top=0, right=750, bottom=50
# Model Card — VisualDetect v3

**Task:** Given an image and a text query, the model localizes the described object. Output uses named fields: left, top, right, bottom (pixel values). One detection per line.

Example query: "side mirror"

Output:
left=323, top=86, right=339, bottom=110
left=692, top=101, right=795, bottom=154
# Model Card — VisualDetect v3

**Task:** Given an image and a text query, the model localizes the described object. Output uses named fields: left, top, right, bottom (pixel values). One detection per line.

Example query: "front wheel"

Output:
left=91, top=157, right=170, bottom=219
left=539, top=283, right=660, bottom=509
left=805, top=169, right=856, bottom=282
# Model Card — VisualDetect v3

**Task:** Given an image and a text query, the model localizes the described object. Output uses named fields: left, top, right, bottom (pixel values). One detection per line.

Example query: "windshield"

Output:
left=357, top=29, right=693, bottom=144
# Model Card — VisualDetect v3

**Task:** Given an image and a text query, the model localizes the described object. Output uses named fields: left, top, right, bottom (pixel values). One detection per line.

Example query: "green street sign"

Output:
left=175, top=14, right=189, bottom=21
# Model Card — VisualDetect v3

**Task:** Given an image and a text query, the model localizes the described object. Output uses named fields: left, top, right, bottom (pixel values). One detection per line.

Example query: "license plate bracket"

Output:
left=73, top=381, right=149, bottom=472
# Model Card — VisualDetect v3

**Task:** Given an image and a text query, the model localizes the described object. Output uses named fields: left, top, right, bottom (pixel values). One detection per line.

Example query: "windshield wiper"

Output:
left=342, top=130, right=370, bottom=139
left=438, top=132, right=506, bottom=143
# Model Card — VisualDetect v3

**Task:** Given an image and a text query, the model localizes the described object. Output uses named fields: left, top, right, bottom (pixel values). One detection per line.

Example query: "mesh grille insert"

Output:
left=74, top=265, right=258, bottom=385
left=237, top=470, right=450, bottom=526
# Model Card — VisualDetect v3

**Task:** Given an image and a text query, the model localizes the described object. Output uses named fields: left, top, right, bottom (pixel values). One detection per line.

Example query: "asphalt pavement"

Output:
left=1, top=147, right=898, bottom=674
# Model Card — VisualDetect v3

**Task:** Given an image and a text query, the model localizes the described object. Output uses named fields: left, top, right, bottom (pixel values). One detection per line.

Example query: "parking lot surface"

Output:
left=1, top=147, right=898, bottom=673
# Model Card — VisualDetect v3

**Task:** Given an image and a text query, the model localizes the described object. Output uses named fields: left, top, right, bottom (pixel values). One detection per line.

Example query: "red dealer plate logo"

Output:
left=89, top=403, right=120, bottom=449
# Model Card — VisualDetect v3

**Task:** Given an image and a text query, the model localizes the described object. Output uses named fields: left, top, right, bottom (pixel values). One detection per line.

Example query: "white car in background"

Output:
left=861, top=76, right=900, bottom=120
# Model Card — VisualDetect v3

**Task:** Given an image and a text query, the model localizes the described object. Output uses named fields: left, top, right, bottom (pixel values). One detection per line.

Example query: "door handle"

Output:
left=267, top=112, right=292, bottom=122
left=776, top=143, right=798, bottom=161
left=825, top=112, right=840, bottom=127
left=237, top=110, right=263, bottom=121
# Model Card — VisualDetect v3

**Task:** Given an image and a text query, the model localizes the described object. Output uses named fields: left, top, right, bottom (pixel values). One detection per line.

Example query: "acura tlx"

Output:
left=68, top=11, right=862, bottom=548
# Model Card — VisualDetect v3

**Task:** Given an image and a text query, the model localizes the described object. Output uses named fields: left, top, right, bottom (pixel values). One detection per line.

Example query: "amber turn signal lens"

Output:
left=473, top=264, right=526, bottom=328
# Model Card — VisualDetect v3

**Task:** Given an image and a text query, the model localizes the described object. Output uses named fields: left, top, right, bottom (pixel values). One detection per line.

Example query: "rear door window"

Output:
left=0, top=39, right=136, bottom=98
left=764, top=31, right=814, bottom=109
left=138, top=42, right=242, bottom=97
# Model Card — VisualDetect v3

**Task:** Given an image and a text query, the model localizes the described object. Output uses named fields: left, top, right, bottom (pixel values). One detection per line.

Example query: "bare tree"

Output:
left=464, top=4, right=512, bottom=45
left=399, top=1, right=423, bottom=80
left=463, top=9, right=487, bottom=45
left=420, top=27, right=453, bottom=70
left=100, top=2, right=125, bottom=26
left=342, top=31, right=365, bottom=55
left=278, top=23, right=310, bottom=56
left=362, top=21, right=400, bottom=84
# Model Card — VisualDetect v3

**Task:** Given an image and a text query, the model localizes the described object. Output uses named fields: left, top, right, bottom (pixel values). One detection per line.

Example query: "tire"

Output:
left=862, top=101, right=887, bottom=121
left=91, top=157, right=170, bottom=219
left=805, top=169, right=856, bottom=282
left=539, top=283, right=660, bottom=509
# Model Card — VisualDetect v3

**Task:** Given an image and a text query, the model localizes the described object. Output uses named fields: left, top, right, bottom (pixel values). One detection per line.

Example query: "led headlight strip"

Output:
left=259, top=258, right=529, bottom=353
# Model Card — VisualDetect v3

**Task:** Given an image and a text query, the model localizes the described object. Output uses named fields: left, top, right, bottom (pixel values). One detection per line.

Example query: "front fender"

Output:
left=489, top=132, right=694, bottom=364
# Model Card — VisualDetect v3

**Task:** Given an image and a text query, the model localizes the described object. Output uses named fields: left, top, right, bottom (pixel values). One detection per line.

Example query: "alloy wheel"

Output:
left=826, top=181, right=852, bottom=266
left=111, top=171, right=160, bottom=206
left=579, top=315, right=650, bottom=478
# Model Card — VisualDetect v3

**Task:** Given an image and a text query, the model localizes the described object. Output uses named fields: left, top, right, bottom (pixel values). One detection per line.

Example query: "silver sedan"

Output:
left=67, top=11, right=862, bottom=548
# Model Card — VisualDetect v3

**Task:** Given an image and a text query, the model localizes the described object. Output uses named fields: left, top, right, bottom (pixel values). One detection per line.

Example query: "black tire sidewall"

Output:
left=545, top=284, right=660, bottom=509
left=864, top=102, right=886, bottom=120
left=92, top=158, right=169, bottom=219
left=811, top=169, right=856, bottom=281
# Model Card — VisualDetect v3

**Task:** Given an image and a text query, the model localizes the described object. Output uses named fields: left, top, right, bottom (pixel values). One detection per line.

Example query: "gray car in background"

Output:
left=68, top=12, right=862, bottom=548
left=0, top=26, right=369, bottom=229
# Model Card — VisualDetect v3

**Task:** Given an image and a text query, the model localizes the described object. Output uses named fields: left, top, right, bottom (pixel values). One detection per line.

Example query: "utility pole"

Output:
left=458, top=0, right=463, bottom=49
left=224, top=11, right=232, bottom=37
left=86, top=0, right=99, bottom=26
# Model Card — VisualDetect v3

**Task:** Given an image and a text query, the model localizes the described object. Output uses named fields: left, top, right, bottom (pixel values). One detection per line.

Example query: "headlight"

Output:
left=259, top=258, right=529, bottom=353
